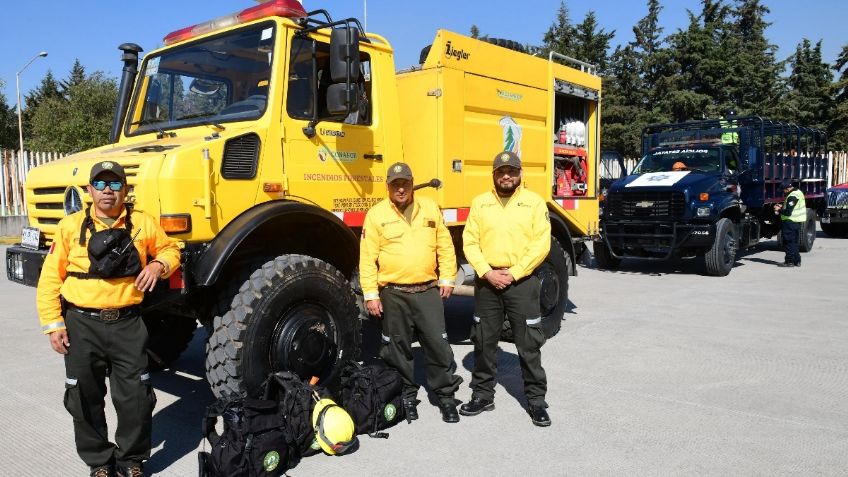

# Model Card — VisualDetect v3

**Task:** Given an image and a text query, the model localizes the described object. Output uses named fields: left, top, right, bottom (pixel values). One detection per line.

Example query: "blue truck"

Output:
left=594, top=116, right=828, bottom=276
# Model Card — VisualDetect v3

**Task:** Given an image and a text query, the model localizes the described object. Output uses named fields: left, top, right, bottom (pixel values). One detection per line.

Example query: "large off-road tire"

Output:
left=501, top=237, right=569, bottom=341
left=593, top=240, right=621, bottom=269
left=143, top=312, right=197, bottom=371
left=206, top=255, right=360, bottom=398
left=799, top=209, right=816, bottom=252
left=820, top=221, right=848, bottom=237
left=704, top=218, right=737, bottom=276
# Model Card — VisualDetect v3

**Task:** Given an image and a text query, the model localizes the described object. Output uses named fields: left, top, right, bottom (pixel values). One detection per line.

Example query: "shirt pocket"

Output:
left=382, top=222, right=405, bottom=242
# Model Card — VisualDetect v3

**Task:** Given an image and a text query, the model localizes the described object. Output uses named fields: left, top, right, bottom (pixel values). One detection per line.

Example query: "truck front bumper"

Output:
left=821, top=208, right=848, bottom=224
left=6, top=245, right=48, bottom=287
left=602, top=220, right=714, bottom=260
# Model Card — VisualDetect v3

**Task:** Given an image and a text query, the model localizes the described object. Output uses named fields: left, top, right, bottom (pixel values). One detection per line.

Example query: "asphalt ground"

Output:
left=1, top=231, right=847, bottom=476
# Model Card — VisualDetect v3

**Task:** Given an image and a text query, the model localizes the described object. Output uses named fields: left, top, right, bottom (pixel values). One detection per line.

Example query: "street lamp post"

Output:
left=11, top=51, right=48, bottom=215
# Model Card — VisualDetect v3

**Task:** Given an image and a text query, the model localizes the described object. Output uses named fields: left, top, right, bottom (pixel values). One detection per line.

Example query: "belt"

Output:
left=67, top=304, right=140, bottom=322
left=385, top=280, right=437, bottom=293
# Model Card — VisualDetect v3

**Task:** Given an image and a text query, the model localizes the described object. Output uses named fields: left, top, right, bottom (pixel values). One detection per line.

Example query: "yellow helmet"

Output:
left=312, top=398, right=357, bottom=455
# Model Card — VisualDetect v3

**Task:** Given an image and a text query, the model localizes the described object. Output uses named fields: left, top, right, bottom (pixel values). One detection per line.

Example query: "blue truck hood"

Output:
left=612, top=171, right=719, bottom=193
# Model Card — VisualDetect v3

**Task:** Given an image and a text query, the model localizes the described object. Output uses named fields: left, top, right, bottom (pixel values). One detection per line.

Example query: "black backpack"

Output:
left=263, top=371, right=332, bottom=458
left=199, top=396, right=292, bottom=477
left=340, top=362, right=406, bottom=438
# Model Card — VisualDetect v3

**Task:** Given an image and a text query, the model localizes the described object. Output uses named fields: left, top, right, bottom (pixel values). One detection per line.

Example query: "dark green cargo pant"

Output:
left=470, top=276, right=548, bottom=407
left=379, top=286, right=462, bottom=404
left=63, top=308, right=156, bottom=469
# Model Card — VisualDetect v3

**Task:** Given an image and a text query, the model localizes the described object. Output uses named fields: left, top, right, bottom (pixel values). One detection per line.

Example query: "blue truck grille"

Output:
left=827, top=189, right=848, bottom=208
left=607, top=191, right=686, bottom=218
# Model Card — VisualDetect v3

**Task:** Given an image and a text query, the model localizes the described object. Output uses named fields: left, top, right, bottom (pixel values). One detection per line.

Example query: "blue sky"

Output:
left=1, top=0, right=845, bottom=107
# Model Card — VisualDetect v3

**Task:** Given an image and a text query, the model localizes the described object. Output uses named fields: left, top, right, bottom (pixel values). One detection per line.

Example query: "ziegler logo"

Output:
left=320, top=128, right=345, bottom=137
left=444, top=41, right=470, bottom=61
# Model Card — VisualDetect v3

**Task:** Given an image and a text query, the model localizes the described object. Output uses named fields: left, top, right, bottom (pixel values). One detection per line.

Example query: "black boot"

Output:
left=403, top=399, right=419, bottom=422
left=459, top=397, right=494, bottom=416
left=439, top=402, right=460, bottom=423
left=529, top=405, right=551, bottom=427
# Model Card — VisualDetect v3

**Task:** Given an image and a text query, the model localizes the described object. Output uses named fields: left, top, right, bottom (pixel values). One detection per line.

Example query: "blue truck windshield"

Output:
left=633, top=148, right=721, bottom=174
left=126, top=22, right=275, bottom=135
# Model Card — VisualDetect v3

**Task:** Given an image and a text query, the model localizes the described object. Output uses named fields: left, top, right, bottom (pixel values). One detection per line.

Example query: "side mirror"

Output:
left=326, top=83, right=360, bottom=116
left=330, top=28, right=361, bottom=83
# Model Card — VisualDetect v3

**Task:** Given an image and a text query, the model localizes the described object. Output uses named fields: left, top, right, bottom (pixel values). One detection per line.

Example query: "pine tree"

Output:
left=0, top=79, right=18, bottom=149
left=730, top=0, right=783, bottom=116
left=470, top=25, right=480, bottom=39
left=61, top=59, right=87, bottom=98
left=782, top=39, right=833, bottom=131
left=602, top=0, right=671, bottom=156
left=571, top=11, right=615, bottom=73
left=29, top=71, right=118, bottom=152
left=543, top=1, right=577, bottom=57
left=830, top=44, right=848, bottom=150
left=22, top=71, right=63, bottom=142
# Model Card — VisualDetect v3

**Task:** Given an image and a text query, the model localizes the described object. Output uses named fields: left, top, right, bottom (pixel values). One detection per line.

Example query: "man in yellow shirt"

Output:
left=359, top=162, right=462, bottom=423
left=37, top=161, right=180, bottom=477
left=460, top=151, right=552, bottom=427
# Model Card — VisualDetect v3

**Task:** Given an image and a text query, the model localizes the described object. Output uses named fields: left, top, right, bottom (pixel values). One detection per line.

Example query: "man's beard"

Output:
left=495, top=178, right=520, bottom=196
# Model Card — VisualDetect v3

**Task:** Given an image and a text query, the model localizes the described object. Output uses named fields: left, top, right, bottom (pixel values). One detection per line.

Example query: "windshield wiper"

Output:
left=176, top=113, right=225, bottom=131
left=129, top=118, right=176, bottom=139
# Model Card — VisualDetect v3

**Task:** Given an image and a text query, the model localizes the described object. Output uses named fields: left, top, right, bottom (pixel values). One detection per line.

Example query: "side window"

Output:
left=726, top=149, right=739, bottom=171
left=286, top=35, right=372, bottom=125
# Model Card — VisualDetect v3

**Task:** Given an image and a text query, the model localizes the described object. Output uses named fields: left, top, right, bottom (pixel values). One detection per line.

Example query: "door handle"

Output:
left=364, top=153, right=383, bottom=162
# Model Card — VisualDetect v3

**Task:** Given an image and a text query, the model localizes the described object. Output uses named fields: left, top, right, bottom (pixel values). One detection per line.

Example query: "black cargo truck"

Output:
left=594, top=116, right=828, bottom=276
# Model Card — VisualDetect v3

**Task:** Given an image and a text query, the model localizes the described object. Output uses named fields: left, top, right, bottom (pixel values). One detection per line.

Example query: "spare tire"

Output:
left=484, top=38, right=526, bottom=53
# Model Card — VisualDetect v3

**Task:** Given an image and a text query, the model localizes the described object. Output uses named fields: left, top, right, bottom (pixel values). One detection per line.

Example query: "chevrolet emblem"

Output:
left=635, top=201, right=654, bottom=208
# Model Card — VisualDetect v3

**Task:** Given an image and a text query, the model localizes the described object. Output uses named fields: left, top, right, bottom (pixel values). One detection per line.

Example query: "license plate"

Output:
left=821, top=217, right=830, bottom=223
left=20, top=226, right=41, bottom=250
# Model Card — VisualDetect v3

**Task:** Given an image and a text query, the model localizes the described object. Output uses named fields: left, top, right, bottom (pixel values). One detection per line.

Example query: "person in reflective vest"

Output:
left=773, top=178, right=806, bottom=267
left=720, top=110, right=739, bottom=144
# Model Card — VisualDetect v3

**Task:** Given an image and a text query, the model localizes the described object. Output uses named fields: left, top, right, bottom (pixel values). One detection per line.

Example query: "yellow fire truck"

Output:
left=6, top=0, right=602, bottom=397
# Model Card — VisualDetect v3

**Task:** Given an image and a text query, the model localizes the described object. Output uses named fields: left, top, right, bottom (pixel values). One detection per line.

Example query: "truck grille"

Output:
left=827, top=189, right=848, bottom=208
left=607, top=191, right=686, bottom=218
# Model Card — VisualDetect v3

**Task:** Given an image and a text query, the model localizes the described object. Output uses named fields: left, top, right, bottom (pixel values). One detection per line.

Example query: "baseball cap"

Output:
left=493, top=151, right=521, bottom=171
left=386, top=162, right=413, bottom=183
left=781, top=178, right=792, bottom=189
left=89, top=161, right=127, bottom=182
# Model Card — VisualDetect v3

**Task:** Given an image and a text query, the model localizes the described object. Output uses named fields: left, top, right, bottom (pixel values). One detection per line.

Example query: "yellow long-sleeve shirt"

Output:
left=359, top=196, right=456, bottom=300
left=36, top=206, right=181, bottom=334
left=462, top=185, right=551, bottom=281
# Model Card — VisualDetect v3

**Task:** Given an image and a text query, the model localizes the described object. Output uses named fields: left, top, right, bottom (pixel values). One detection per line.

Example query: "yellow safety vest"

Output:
left=781, top=189, right=807, bottom=223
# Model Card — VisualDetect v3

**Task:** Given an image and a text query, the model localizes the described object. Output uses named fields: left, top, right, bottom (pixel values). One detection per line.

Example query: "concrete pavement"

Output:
left=1, top=232, right=847, bottom=476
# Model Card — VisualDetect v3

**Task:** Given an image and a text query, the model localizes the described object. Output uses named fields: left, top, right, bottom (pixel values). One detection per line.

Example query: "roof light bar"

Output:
left=163, top=0, right=307, bottom=45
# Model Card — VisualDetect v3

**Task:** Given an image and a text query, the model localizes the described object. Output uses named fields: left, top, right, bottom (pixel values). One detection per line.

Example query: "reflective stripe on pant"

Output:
left=470, top=276, right=547, bottom=407
left=63, top=308, right=156, bottom=468
left=379, top=286, right=462, bottom=403
left=781, top=221, right=801, bottom=265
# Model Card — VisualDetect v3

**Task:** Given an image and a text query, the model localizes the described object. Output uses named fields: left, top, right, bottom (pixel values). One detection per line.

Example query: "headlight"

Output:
left=696, top=206, right=711, bottom=217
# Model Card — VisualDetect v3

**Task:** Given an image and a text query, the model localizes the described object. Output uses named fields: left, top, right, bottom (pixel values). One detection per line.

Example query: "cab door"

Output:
left=282, top=33, right=385, bottom=217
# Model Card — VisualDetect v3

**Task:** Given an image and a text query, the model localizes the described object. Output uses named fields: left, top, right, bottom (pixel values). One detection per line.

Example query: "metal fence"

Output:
left=1, top=149, right=65, bottom=216
left=1, top=148, right=847, bottom=217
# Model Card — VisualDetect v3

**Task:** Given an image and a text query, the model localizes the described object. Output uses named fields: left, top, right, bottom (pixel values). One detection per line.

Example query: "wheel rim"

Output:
left=270, top=303, right=339, bottom=382
left=536, top=263, right=560, bottom=316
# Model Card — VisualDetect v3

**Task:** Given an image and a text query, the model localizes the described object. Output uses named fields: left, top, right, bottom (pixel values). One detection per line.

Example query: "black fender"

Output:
left=192, top=200, right=359, bottom=287
left=547, top=208, right=577, bottom=275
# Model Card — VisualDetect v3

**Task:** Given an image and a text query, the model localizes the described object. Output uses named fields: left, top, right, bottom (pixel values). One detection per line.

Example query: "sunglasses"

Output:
left=90, top=180, right=125, bottom=191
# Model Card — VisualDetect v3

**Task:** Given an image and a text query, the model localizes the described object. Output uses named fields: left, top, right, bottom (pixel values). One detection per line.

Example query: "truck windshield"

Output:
left=126, top=22, right=276, bottom=136
left=633, top=148, right=721, bottom=174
